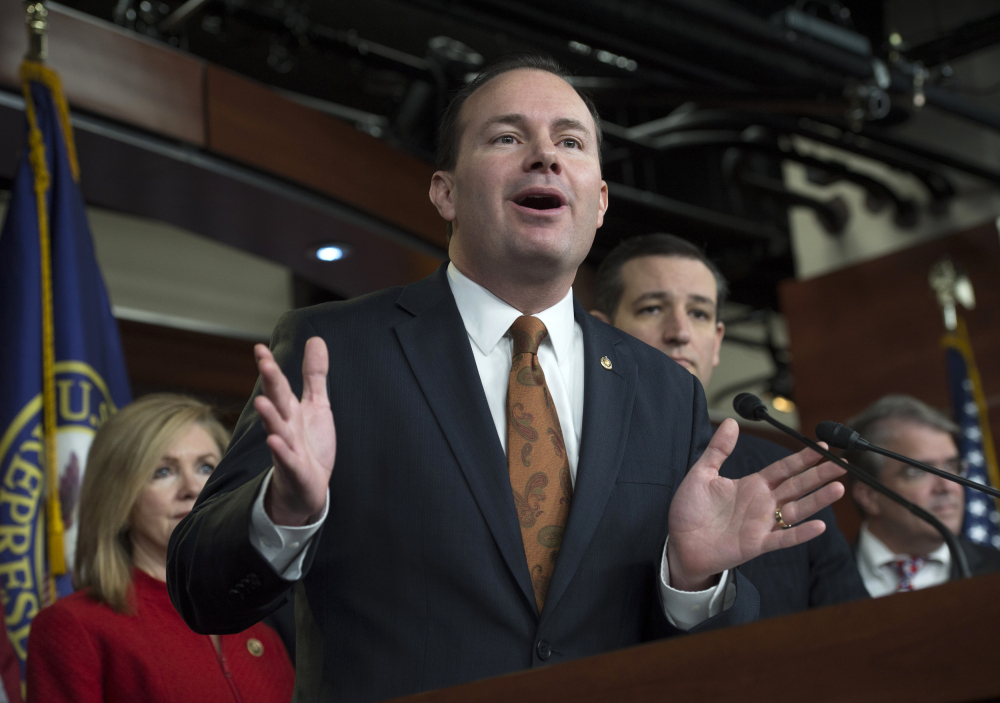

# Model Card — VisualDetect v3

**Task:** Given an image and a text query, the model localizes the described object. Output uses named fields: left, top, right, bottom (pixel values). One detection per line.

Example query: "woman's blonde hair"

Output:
left=74, top=393, right=229, bottom=612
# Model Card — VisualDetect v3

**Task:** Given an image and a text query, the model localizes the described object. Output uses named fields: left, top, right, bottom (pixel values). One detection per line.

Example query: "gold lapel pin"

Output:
left=600, top=356, right=612, bottom=370
left=247, top=638, right=264, bottom=657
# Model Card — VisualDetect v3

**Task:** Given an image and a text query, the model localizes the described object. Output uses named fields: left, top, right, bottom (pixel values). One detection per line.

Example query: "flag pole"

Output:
left=22, top=0, right=68, bottom=584
left=931, top=257, right=1000, bottom=543
left=25, top=2, right=47, bottom=62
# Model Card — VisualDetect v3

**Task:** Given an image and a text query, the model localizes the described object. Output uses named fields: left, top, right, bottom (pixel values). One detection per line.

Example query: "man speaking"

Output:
left=167, top=54, right=845, bottom=702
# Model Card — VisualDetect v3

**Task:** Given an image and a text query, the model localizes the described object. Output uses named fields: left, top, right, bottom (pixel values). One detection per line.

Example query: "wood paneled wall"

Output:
left=0, top=2, right=205, bottom=144
left=205, top=66, right=445, bottom=249
left=0, top=2, right=446, bottom=272
left=780, top=222, right=1000, bottom=540
left=117, top=319, right=258, bottom=426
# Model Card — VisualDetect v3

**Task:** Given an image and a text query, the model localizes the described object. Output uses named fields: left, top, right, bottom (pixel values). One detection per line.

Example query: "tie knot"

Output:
left=892, top=555, right=927, bottom=591
left=894, top=556, right=927, bottom=574
left=510, top=316, right=548, bottom=355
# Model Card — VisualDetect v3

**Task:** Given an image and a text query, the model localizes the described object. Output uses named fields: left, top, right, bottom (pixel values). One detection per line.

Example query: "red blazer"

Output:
left=26, top=569, right=294, bottom=703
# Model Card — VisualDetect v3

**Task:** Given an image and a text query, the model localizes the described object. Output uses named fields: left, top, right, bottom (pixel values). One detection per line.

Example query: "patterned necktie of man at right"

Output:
left=893, top=556, right=927, bottom=592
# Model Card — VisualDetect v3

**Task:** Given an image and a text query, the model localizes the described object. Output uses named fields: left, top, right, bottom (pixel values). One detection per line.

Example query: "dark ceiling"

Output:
left=52, top=0, right=1000, bottom=311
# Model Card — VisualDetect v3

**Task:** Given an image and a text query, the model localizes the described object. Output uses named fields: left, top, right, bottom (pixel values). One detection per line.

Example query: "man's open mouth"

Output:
left=515, top=194, right=563, bottom=210
left=511, top=188, right=567, bottom=211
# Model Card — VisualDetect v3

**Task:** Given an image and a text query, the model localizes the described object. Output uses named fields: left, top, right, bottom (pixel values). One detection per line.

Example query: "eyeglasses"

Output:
left=894, top=458, right=968, bottom=483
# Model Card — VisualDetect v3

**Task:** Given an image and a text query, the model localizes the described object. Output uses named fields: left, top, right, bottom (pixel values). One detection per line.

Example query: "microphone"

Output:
left=817, top=421, right=1000, bottom=500
left=732, top=393, right=971, bottom=580
left=733, top=393, right=768, bottom=421
left=815, top=420, right=868, bottom=451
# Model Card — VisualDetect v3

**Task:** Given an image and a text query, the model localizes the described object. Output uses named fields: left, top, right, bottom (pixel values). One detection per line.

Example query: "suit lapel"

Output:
left=394, top=267, right=537, bottom=610
left=960, top=539, right=982, bottom=577
left=541, top=303, right=637, bottom=622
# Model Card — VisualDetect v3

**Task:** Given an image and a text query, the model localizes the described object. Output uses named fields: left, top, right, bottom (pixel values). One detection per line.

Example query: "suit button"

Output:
left=536, top=640, right=551, bottom=661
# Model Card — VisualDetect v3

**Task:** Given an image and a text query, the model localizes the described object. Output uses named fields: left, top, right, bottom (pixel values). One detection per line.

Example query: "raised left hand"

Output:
left=666, top=419, right=846, bottom=591
left=253, top=337, right=337, bottom=527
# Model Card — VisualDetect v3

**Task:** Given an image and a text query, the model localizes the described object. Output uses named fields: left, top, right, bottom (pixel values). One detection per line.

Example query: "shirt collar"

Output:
left=926, top=540, right=951, bottom=565
left=446, top=262, right=575, bottom=363
left=858, top=522, right=952, bottom=569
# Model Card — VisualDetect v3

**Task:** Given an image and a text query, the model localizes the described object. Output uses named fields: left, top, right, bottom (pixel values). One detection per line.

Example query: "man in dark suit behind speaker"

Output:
left=844, top=395, right=1000, bottom=595
left=591, top=233, right=869, bottom=618
left=167, top=55, right=849, bottom=703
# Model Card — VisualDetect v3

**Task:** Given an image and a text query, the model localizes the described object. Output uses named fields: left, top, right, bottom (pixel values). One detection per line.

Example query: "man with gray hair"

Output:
left=846, top=395, right=1000, bottom=596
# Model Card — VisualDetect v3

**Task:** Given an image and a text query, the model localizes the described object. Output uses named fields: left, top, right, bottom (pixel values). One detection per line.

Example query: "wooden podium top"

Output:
left=388, top=572, right=1000, bottom=703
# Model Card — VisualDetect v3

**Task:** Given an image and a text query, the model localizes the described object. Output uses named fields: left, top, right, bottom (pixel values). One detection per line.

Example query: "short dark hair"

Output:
left=436, top=53, right=603, bottom=172
left=435, top=53, right=603, bottom=242
left=593, top=234, right=730, bottom=320
left=844, top=394, right=959, bottom=483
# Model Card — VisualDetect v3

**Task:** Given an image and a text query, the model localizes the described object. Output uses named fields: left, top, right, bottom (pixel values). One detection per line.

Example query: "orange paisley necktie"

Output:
left=506, top=315, right=573, bottom=612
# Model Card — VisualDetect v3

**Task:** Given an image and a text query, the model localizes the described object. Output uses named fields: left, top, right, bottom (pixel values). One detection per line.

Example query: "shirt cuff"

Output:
left=657, top=536, right=735, bottom=630
left=248, top=467, right=329, bottom=580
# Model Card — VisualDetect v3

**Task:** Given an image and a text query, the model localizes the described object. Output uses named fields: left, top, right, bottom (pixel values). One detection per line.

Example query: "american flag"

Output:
left=943, top=320, right=1000, bottom=548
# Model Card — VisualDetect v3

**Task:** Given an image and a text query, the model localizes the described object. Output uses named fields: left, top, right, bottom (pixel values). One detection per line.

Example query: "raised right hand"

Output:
left=666, top=419, right=845, bottom=590
left=253, top=336, right=336, bottom=526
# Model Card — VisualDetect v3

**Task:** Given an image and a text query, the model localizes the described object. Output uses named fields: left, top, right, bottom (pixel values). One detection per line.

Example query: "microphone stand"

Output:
left=734, top=394, right=971, bottom=580
left=815, top=421, right=1000, bottom=499
left=864, top=444, right=1000, bottom=500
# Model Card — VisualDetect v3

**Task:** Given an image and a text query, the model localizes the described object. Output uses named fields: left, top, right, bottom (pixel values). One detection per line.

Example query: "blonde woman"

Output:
left=27, top=394, right=294, bottom=703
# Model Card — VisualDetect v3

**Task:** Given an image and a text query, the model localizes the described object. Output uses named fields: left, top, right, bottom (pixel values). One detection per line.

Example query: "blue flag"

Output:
left=0, top=61, right=131, bottom=672
left=943, top=319, right=1000, bottom=549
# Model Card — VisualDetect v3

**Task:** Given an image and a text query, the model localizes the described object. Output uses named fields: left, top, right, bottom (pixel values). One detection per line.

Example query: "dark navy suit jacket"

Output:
left=720, top=433, right=868, bottom=617
left=167, top=265, right=760, bottom=702
left=956, top=538, right=1000, bottom=576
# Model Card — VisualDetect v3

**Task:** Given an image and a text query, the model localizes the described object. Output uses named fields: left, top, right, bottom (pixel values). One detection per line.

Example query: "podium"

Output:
left=388, top=573, right=1000, bottom=703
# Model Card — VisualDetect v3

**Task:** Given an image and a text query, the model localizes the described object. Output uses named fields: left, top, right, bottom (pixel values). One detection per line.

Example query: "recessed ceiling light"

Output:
left=312, top=244, right=351, bottom=261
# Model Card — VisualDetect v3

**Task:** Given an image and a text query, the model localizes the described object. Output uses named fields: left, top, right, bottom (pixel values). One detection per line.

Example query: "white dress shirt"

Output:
left=856, top=522, right=951, bottom=597
left=248, top=262, right=733, bottom=629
